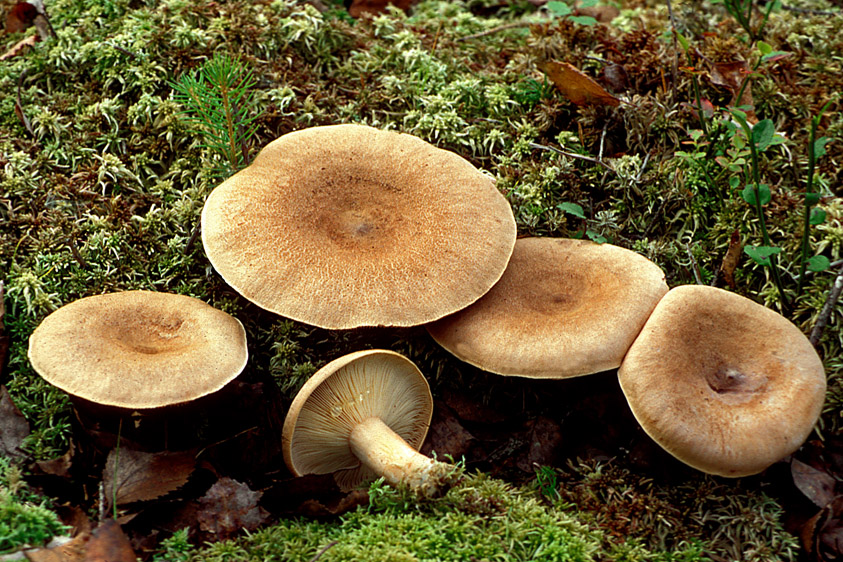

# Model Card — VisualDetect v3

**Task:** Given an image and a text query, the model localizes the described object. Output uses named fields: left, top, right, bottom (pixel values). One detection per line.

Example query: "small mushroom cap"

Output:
left=201, top=124, right=517, bottom=330
left=28, top=291, right=248, bottom=409
left=427, top=237, right=669, bottom=378
left=282, top=349, right=433, bottom=491
left=618, top=285, right=827, bottom=477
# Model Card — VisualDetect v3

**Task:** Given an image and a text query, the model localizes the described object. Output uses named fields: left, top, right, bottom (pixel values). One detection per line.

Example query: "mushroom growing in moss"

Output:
left=427, top=237, right=669, bottom=378
left=201, top=124, right=516, bottom=330
left=282, top=349, right=454, bottom=496
left=618, top=285, right=826, bottom=477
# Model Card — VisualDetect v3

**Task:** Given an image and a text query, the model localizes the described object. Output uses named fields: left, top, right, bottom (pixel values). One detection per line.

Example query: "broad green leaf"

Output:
left=814, top=136, right=830, bottom=160
left=744, top=245, right=781, bottom=266
left=751, top=119, right=775, bottom=151
left=806, top=192, right=821, bottom=205
left=807, top=255, right=831, bottom=272
left=676, top=31, right=690, bottom=52
left=568, top=15, right=598, bottom=26
left=586, top=230, right=607, bottom=244
left=742, top=183, right=771, bottom=206
left=580, top=0, right=598, bottom=6
left=729, top=176, right=741, bottom=189
left=558, top=202, right=586, bottom=219
left=757, top=41, right=773, bottom=55
left=761, top=51, right=791, bottom=63
left=546, top=1, right=572, bottom=16
left=810, top=208, right=827, bottom=225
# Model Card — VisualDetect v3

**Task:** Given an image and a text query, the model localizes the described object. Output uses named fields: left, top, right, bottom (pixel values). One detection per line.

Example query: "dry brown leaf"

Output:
left=25, top=535, right=90, bottom=562
left=516, top=416, right=563, bottom=473
left=348, top=0, right=414, bottom=18
left=102, top=448, right=195, bottom=506
left=0, top=385, right=31, bottom=458
left=709, top=60, right=756, bottom=122
left=420, top=404, right=476, bottom=462
left=197, top=478, right=269, bottom=539
left=5, top=1, right=38, bottom=33
left=539, top=60, right=620, bottom=108
left=717, top=229, right=742, bottom=289
left=793, top=458, right=838, bottom=509
left=83, top=520, right=136, bottom=562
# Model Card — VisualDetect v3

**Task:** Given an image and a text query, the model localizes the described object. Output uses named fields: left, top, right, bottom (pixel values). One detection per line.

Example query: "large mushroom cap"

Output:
left=618, top=285, right=827, bottom=477
left=282, top=349, right=433, bottom=491
left=427, top=237, right=669, bottom=378
left=28, top=291, right=248, bottom=409
left=201, top=124, right=517, bottom=330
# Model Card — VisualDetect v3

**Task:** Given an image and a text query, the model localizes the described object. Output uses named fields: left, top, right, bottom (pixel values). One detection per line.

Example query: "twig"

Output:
left=309, top=541, right=339, bottom=562
left=634, top=152, right=651, bottom=183
left=598, top=123, right=607, bottom=162
left=781, top=4, right=840, bottom=16
left=66, top=236, right=88, bottom=268
left=685, top=243, right=704, bottom=285
left=184, top=219, right=201, bottom=254
left=809, top=261, right=843, bottom=347
left=528, top=142, right=616, bottom=172
left=456, top=22, right=531, bottom=42
left=15, top=70, right=33, bottom=137
left=664, top=0, right=679, bottom=103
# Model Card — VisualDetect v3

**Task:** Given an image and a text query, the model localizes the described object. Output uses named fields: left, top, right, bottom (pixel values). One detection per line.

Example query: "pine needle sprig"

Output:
left=171, top=53, right=260, bottom=177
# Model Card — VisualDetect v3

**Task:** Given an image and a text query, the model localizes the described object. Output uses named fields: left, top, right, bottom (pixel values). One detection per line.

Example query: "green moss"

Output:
left=0, top=458, right=67, bottom=554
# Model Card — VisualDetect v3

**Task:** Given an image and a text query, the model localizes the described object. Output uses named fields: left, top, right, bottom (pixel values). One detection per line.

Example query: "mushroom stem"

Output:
left=349, top=416, right=452, bottom=496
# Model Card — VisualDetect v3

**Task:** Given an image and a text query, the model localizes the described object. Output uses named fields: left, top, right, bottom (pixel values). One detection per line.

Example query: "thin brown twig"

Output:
left=664, top=0, right=679, bottom=104
left=456, top=22, right=531, bottom=42
left=685, top=243, right=704, bottom=285
left=810, top=261, right=843, bottom=347
left=309, top=541, right=339, bottom=562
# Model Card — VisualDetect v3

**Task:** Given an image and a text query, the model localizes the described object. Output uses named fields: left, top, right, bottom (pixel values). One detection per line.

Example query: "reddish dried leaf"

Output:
left=717, top=229, right=743, bottom=289
left=196, top=478, right=268, bottom=539
left=442, top=390, right=507, bottom=424
left=420, top=405, right=476, bottom=461
left=576, top=3, right=619, bottom=23
left=83, top=520, right=136, bottom=562
left=517, top=416, right=564, bottom=473
left=5, top=1, right=38, bottom=33
left=103, top=448, right=195, bottom=506
left=793, top=458, right=837, bottom=508
left=0, top=385, right=31, bottom=458
left=710, top=61, right=749, bottom=91
left=539, top=60, right=620, bottom=108
left=348, top=0, right=414, bottom=18
left=36, top=446, right=74, bottom=478
left=25, top=534, right=90, bottom=562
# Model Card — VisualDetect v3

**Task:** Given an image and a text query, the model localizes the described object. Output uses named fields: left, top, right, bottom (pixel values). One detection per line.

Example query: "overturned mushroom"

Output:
left=201, top=124, right=516, bottom=329
left=618, top=285, right=826, bottom=477
left=427, top=237, right=669, bottom=378
left=282, top=349, right=454, bottom=496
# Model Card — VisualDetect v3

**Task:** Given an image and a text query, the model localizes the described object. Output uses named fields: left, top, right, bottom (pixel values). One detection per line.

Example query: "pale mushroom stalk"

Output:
left=349, top=416, right=450, bottom=495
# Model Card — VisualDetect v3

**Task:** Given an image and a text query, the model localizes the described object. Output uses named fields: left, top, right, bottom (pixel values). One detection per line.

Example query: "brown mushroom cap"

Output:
left=618, top=285, right=827, bottom=477
left=28, top=291, right=248, bottom=409
left=427, top=237, right=669, bottom=378
left=201, top=124, right=517, bottom=330
left=282, top=349, right=433, bottom=491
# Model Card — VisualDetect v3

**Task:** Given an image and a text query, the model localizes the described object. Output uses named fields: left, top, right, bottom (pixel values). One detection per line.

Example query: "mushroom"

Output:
left=618, top=285, right=826, bottom=477
left=201, top=124, right=517, bottom=330
left=282, top=349, right=453, bottom=496
left=427, top=237, right=669, bottom=378
left=28, top=291, right=248, bottom=410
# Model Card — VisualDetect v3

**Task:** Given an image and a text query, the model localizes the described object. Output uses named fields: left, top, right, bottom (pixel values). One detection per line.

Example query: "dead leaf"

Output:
left=83, top=520, right=136, bottom=562
left=5, top=1, right=38, bottom=33
left=575, top=2, right=619, bottom=23
left=196, top=478, right=269, bottom=539
left=793, top=458, right=838, bottom=508
left=260, top=473, right=368, bottom=517
left=715, top=229, right=742, bottom=289
left=347, top=0, right=414, bottom=18
left=0, top=385, right=31, bottom=458
left=539, top=60, right=620, bottom=108
left=420, top=404, right=476, bottom=462
left=709, top=60, right=756, bottom=122
left=36, top=445, right=74, bottom=478
left=516, top=416, right=564, bottom=473
left=102, top=448, right=195, bottom=506
left=25, top=534, right=90, bottom=562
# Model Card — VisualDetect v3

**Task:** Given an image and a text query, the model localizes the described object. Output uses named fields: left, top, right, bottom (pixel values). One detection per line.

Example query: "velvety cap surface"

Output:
left=618, top=285, right=826, bottom=476
left=28, top=291, right=248, bottom=409
left=201, top=124, right=516, bottom=329
left=427, top=237, right=669, bottom=378
left=282, top=349, right=433, bottom=491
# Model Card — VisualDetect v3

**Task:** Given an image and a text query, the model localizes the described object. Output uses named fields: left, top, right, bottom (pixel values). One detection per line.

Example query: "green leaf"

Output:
left=585, top=230, right=607, bottom=244
left=741, top=183, right=771, bottom=206
left=545, top=1, right=572, bottom=16
left=806, top=192, right=821, bottom=205
left=676, top=31, right=690, bottom=52
left=761, top=51, right=791, bottom=63
left=807, top=255, right=831, bottom=272
left=744, top=245, right=781, bottom=266
left=810, top=208, right=827, bottom=225
left=579, top=0, right=598, bottom=6
left=729, top=176, right=741, bottom=189
left=757, top=41, right=773, bottom=55
left=568, top=15, right=598, bottom=26
left=813, top=136, right=830, bottom=160
left=558, top=202, right=586, bottom=219
left=751, top=119, right=775, bottom=151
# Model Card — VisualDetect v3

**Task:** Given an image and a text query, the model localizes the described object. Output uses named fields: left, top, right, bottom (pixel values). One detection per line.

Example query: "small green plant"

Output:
left=170, top=52, right=259, bottom=177
left=534, top=465, right=560, bottom=501
left=544, top=0, right=598, bottom=26
left=0, top=458, right=67, bottom=554
left=711, top=0, right=781, bottom=41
